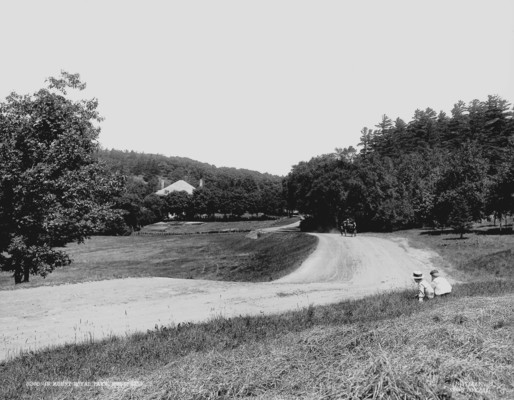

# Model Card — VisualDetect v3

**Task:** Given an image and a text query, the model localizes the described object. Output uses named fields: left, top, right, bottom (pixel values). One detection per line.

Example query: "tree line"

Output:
left=97, top=149, right=287, bottom=232
left=285, top=95, right=514, bottom=235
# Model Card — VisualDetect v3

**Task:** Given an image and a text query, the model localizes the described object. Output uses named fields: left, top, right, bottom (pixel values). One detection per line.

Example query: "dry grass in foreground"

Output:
left=2, top=281, right=513, bottom=400
left=116, top=295, right=513, bottom=400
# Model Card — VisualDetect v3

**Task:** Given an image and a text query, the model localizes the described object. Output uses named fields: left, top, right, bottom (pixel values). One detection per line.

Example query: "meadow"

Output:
left=1, top=224, right=513, bottom=399
left=0, top=217, right=313, bottom=290
left=136, top=217, right=300, bottom=235
left=390, top=225, right=514, bottom=281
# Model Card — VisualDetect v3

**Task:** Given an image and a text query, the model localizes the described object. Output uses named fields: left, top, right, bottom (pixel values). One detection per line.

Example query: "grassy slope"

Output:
left=0, top=228, right=316, bottom=290
left=116, top=295, right=514, bottom=400
left=2, top=284, right=513, bottom=399
left=1, top=229, right=514, bottom=399
left=388, top=228, right=514, bottom=281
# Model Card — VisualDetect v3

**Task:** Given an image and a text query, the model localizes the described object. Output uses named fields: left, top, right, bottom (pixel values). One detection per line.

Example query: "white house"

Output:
left=155, top=180, right=196, bottom=196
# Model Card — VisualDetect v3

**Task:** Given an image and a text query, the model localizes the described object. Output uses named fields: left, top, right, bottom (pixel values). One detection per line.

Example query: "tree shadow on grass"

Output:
left=473, top=227, right=513, bottom=236
left=420, top=227, right=513, bottom=237
left=419, top=229, right=456, bottom=236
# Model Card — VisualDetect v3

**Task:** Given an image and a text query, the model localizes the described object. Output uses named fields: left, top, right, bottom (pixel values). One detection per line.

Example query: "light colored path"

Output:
left=0, top=233, right=444, bottom=361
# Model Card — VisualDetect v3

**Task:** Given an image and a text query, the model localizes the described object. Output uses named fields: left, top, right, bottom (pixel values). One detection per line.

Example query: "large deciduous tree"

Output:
left=0, top=72, right=125, bottom=283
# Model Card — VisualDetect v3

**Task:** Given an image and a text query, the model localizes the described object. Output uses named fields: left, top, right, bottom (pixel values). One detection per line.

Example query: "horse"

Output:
left=341, top=219, right=357, bottom=237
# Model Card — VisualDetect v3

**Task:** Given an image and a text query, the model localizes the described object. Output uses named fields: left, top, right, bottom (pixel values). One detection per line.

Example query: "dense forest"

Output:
left=285, top=95, right=514, bottom=234
left=97, top=149, right=287, bottom=232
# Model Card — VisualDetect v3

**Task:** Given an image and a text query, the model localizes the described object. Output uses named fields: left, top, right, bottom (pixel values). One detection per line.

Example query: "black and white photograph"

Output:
left=1, top=1, right=513, bottom=398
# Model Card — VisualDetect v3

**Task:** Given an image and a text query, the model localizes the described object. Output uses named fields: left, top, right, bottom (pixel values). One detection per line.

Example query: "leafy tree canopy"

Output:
left=0, top=72, right=125, bottom=283
left=285, top=95, right=514, bottom=234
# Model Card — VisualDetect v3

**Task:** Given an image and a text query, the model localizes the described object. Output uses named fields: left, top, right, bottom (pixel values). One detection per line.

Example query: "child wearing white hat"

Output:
left=413, top=271, right=434, bottom=302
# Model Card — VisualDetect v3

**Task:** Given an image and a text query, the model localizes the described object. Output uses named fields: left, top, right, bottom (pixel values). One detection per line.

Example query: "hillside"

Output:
left=100, top=294, right=514, bottom=399
left=97, top=148, right=283, bottom=189
left=3, top=282, right=513, bottom=399
left=95, top=148, right=288, bottom=232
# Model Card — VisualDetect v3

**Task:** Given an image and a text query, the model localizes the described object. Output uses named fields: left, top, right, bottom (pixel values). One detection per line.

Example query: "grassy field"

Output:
left=0, top=218, right=314, bottom=290
left=137, top=216, right=301, bottom=235
left=1, top=226, right=513, bottom=399
left=388, top=226, right=514, bottom=281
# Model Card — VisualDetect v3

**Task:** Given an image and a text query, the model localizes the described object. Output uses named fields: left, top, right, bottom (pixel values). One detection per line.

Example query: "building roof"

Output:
left=155, top=180, right=195, bottom=196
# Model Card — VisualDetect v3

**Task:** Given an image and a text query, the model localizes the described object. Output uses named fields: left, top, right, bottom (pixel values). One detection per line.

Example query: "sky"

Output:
left=1, top=1, right=513, bottom=176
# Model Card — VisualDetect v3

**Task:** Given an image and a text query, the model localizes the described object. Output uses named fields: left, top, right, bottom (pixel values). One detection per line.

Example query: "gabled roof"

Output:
left=155, top=180, right=195, bottom=196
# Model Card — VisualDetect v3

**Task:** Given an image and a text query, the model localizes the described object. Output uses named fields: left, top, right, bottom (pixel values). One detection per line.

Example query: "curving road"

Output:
left=0, top=231, right=447, bottom=361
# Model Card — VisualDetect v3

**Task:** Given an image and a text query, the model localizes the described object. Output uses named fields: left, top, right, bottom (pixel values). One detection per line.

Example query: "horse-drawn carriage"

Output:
left=340, top=219, right=357, bottom=237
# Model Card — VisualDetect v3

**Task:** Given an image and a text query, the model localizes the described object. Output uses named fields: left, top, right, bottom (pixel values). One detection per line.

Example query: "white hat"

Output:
left=430, top=269, right=440, bottom=277
left=413, top=271, right=423, bottom=280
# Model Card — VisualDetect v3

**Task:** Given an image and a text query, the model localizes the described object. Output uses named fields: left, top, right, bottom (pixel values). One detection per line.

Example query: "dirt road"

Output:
left=0, top=233, right=447, bottom=361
